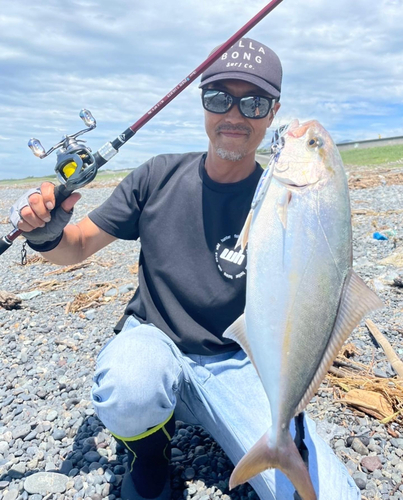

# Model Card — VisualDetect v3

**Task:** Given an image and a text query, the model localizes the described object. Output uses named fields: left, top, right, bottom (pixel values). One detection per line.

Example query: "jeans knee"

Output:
left=91, top=325, right=181, bottom=437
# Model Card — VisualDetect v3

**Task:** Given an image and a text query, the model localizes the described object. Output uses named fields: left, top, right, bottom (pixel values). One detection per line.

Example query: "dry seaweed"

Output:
left=65, top=283, right=117, bottom=313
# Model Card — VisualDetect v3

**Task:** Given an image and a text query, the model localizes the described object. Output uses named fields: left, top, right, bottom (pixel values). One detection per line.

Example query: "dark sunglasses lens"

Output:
left=240, top=96, right=271, bottom=118
left=203, top=90, right=232, bottom=113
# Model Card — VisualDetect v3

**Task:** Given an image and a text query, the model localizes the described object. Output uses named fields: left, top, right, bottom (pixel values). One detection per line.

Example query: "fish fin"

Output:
left=235, top=210, right=253, bottom=251
left=295, top=269, right=384, bottom=415
left=276, top=189, right=292, bottom=229
left=223, top=314, right=257, bottom=372
left=229, top=430, right=316, bottom=500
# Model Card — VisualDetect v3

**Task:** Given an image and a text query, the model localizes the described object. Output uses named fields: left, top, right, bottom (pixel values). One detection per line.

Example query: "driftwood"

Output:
left=338, top=388, right=394, bottom=420
left=0, top=290, right=22, bottom=310
left=366, top=319, right=403, bottom=378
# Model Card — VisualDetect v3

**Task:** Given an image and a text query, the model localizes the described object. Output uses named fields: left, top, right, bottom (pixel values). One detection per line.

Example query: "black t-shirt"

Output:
left=89, top=152, right=263, bottom=355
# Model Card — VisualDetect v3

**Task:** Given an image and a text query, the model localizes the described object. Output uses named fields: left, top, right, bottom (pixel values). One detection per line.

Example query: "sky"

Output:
left=0, top=0, right=402, bottom=179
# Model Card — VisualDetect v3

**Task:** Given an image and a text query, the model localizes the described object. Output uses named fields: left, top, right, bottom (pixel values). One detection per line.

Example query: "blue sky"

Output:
left=0, top=0, right=402, bottom=179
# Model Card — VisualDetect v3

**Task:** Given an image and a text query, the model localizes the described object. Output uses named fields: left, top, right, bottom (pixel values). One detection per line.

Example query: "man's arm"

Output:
left=41, top=217, right=117, bottom=265
left=13, top=182, right=116, bottom=265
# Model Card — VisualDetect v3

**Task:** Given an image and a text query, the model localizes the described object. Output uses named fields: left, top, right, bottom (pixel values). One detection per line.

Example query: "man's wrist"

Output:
left=26, top=232, right=64, bottom=252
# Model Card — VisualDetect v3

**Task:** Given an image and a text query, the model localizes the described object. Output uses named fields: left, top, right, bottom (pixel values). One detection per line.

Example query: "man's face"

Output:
left=203, top=79, right=280, bottom=162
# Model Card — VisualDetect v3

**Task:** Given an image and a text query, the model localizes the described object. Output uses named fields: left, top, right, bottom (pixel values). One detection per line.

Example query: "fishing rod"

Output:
left=0, top=0, right=284, bottom=257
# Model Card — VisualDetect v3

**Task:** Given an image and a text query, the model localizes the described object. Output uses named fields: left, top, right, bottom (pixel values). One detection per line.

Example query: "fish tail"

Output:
left=229, top=430, right=317, bottom=500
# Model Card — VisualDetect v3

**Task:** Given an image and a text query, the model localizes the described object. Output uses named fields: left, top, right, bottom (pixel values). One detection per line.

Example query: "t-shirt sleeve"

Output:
left=88, top=159, right=153, bottom=240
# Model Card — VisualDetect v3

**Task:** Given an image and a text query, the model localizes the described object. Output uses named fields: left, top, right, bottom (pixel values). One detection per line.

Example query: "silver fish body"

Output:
left=224, top=120, right=382, bottom=499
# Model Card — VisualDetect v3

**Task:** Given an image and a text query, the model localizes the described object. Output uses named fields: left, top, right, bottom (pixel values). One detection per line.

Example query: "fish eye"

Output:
left=307, top=137, right=323, bottom=148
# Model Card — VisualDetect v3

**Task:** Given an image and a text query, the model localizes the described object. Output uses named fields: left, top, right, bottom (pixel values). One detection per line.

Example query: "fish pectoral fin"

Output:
left=295, top=269, right=384, bottom=415
left=223, top=314, right=257, bottom=371
left=276, top=189, right=292, bottom=229
left=229, top=430, right=316, bottom=500
left=235, top=209, right=253, bottom=251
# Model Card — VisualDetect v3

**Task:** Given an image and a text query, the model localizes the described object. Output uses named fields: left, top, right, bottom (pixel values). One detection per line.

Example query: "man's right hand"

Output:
left=9, top=182, right=81, bottom=247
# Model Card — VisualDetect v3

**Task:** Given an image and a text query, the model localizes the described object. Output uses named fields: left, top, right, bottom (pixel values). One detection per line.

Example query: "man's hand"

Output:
left=9, top=182, right=81, bottom=248
left=13, top=182, right=81, bottom=232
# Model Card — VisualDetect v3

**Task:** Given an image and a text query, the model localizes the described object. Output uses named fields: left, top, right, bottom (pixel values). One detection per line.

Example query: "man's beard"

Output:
left=215, top=147, right=247, bottom=161
left=214, top=123, right=251, bottom=162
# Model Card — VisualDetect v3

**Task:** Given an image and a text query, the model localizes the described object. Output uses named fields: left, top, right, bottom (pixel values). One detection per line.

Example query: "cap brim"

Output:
left=199, top=72, right=280, bottom=98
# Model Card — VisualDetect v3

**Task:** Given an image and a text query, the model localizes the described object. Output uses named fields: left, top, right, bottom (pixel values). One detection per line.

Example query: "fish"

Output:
left=223, top=119, right=383, bottom=500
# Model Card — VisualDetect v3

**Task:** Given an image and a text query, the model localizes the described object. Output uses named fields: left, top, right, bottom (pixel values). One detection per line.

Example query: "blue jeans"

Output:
left=91, top=317, right=360, bottom=500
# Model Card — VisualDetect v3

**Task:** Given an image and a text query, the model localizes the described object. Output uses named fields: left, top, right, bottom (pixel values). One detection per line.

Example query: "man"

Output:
left=11, top=38, right=360, bottom=500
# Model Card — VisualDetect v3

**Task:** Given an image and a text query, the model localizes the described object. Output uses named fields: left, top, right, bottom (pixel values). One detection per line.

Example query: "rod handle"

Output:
left=0, top=237, right=12, bottom=256
left=0, top=183, right=76, bottom=254
left=53, top=183, right=75, bottom=208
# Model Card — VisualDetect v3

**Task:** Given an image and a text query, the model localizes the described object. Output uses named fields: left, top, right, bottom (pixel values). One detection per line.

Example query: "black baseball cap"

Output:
left=199, top=37, right=282, bottom=98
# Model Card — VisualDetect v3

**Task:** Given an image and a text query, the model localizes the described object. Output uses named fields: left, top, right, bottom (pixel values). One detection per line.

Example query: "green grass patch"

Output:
left=0, top=169, right=133, bottom=187
left=0, top=175, right=58, bottom=187
left=340, top=144, right=403, bottom=166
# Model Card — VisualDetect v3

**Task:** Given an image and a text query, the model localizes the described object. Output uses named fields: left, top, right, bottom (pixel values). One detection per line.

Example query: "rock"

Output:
left=118, top=284, right=135, bottom=294
left=46, top=410, right=58, bottom=422
left=351, top=438, right=369, bottom=456
left=8, top=462, right=26, bottom=478
left=346, top=435, right=370, bottom=447
left=193, top=454, right=209, bottom=467
left=346, top=460, right=357, bottom=475
left=12, top=424, right=31, bottom=440
left=59, top=459, right=73, bottom=475
left=0, top=441, right=9, bottom=454
left=171, top=448, right=184, bottom=459
left=85, top=309, right=96, bottom=320
left=184, top=467, right=195, bottom=480
left=83, top=450, right=101, bottom=463
left=52, top=428, right=66, bottom=440
left=104, top=469, right=116, bottom=483
left=24, top=472, right=69, bottom=495
left=361, top=456, right=382, bottom=472
left=2, top=490, right=18, bottom=500
left=352, top=471, right=367, bottom=490
left=390, top=438, right=403, bottom=449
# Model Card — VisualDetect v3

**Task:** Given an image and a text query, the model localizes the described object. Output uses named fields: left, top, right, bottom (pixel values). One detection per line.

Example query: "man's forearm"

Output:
left=40, top=223, right=85, bottom=265
left=39, top=217, right=117, bottom=265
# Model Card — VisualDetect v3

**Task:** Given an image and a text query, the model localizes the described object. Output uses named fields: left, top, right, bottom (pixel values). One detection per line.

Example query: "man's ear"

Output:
left=273, top=101, right=281, bottom=117
left=267, top=102, right=281, bottom=127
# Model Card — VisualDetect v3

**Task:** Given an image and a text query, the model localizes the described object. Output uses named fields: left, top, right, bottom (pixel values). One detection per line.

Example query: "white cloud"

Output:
left=0, top=0, right=402, bottom=179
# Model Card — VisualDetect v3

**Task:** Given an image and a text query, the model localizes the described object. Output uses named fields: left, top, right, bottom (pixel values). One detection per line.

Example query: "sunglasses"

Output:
left=202, top=89, right=276, bottom=119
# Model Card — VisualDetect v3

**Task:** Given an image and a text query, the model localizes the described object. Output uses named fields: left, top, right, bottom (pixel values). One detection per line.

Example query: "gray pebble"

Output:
left=352, top=472, right=367, bottom=490
left=351, top=438, right=369, bottom=456
left=104, top=469, right=116, bottom=483
left=184, top=467, right=196, bottom=480
left=2, top=490, right=18, bottom=500
left=46, top=410, right=58, bottom=422
left=193, top=454, right=209, bottom=467
left=12, top=424, right=31, bottom=440
left=52, top=429, right=66, bottom=441
left=24, top=472, right=69, bottom=494
left=83, top=451, right=101, bottom=463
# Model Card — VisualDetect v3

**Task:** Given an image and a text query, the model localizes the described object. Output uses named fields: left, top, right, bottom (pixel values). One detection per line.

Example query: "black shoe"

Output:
left=117, top=413, right=175, bottom=500
left=121, top=467, right=171, bottom=500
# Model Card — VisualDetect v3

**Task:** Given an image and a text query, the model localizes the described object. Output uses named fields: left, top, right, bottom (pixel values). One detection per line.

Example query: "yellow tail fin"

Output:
left=229, top=430, right=317, bottom=500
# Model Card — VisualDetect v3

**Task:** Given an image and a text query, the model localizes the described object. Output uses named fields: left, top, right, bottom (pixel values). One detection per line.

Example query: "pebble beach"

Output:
left=0, top=165, right=402, bottom=500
